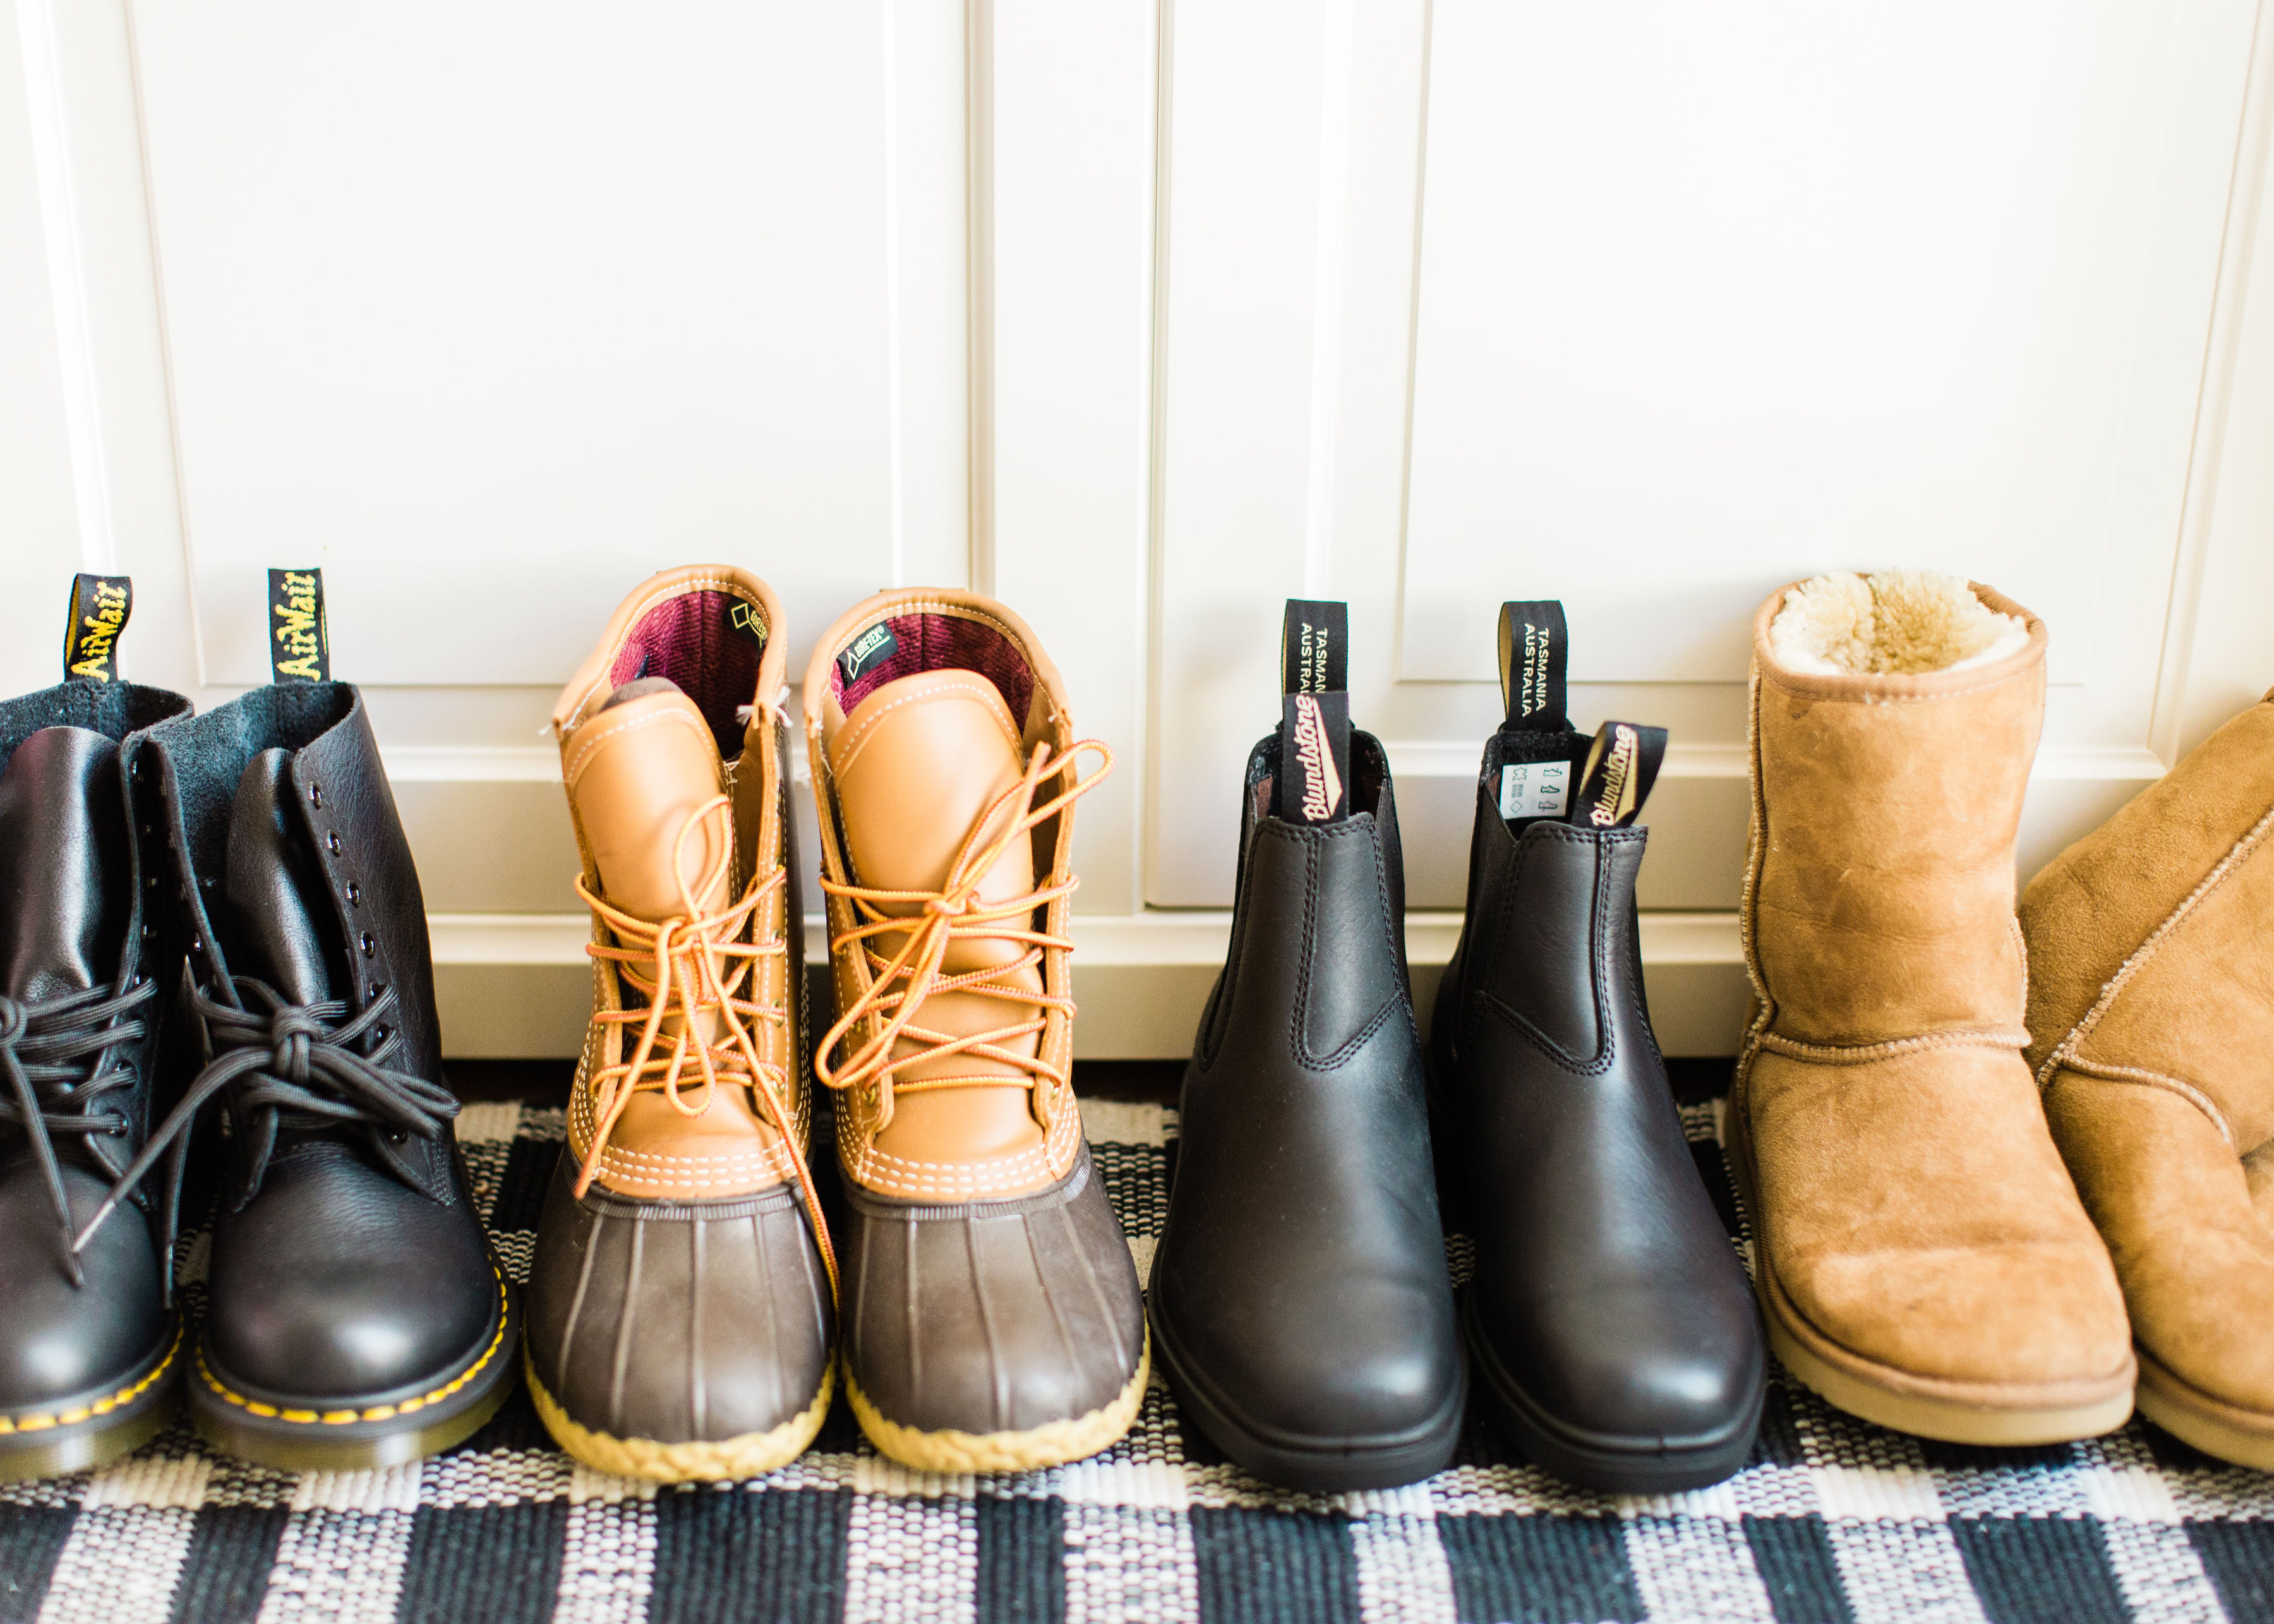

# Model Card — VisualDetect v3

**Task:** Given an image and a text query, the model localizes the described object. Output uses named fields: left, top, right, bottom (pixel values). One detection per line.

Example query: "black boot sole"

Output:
left=0, top=1318, right=184, bottom=1483
left=1150, top=1305, right=1465, bottom=1493
left=190, top=1278, right=520, bottom=1472
left=1460, top=1291, right=1763, bottom=1493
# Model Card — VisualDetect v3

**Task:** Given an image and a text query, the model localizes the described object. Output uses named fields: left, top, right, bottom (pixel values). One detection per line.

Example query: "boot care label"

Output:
left=1279, top=599, right=1352, bottom=824
left=61, top=574, right=131, bottom=682
left=839, top=620, right=898, bottom=686
left=1498, top=599, right=1568, bottom=732
left=1498, top=758, right=1571, bottom=819
left=268, top=567, right=331, bottom=682
left=1571, top=721, right=1668, bottom=827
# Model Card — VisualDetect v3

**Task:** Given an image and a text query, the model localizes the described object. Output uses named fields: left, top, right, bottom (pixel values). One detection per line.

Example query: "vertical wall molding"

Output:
left=2151, top=0, right=2274, bottom=764
left=15, top=0, right=112, bottom=571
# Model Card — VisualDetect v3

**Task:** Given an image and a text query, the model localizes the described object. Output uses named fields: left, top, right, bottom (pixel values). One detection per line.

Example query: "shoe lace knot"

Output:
left=73, top=980, right=456, bottom=1296
left=815, top=738, right=1110, bottom=1121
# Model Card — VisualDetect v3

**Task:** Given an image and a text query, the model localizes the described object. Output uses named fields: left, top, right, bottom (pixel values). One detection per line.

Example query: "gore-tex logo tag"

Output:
left=839, top=621, right=898, bottom=686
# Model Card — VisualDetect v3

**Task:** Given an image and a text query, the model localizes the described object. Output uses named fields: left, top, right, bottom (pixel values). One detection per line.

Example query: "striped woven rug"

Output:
left=4, top=1097, right=2272, bottom=1624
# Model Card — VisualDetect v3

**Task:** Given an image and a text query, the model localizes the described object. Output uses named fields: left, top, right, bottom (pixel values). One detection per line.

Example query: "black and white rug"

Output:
left=4, top=1097, right=2272, bottom=1624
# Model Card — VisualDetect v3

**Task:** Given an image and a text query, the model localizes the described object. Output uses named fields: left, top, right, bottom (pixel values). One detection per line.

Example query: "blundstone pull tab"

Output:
left=267, top=567, right=330, bottom=682
left=1494, top=599, right=1589, bottom=828
left=1569, top=721, right=1667, bottom=828
left=61, top=574, right=132, bottom=683
left=1278, top=599, right=1351, bottom=824
left=1497, top=599, right=1568, bottom=731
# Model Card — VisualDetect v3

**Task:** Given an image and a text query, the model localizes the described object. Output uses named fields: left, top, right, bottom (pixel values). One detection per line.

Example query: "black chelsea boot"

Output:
left=85, top=682, right=519, bottom=1469
left=1430, top=603, right=1764, bottom=1491
left=0, top=678, right=191, bottom=1480
left=1148, top=603, right=1462, bottom=1491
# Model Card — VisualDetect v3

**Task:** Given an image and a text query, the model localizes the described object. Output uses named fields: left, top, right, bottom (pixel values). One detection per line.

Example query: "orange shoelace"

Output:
left=816, top=740, right=1110, bottom=1117
left=574, top=793, right=836, bottom=1296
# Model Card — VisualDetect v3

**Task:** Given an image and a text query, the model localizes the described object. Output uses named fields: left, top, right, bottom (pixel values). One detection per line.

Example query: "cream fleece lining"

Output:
left=1769, top=570, right=2030, bottom=677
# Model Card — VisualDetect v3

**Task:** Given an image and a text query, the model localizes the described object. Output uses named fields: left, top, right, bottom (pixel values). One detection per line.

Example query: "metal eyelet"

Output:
left=360, top=932, right=376, bottom=957
left=326, top=831, right=342, bottom=856
left=309, top=785, right=323, bottom=809
left=347, top=882, right=362, bottom=906
left=374, top=1024, right=390, bottom=1044
left=368, top=982, right=387, bottom=1000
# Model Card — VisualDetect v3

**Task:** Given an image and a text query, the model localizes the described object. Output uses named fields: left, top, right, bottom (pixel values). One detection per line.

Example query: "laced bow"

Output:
left=0, top=983, right=155, bottom=1287
left=573, top=793, right=836, bottom=1296
left=73, top=981, right=457, bottom=1280
left=816, top=738, right=1110, bottom=1116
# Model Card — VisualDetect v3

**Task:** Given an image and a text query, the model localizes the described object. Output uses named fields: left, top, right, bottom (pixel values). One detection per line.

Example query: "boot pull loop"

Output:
left=1498, top=600, right=1569, bottom=734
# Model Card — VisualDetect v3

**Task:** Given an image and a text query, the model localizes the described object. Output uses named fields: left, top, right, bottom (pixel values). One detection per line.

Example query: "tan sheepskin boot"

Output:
left=1730, top=572, right=2134, bottom=1443
left=2022, top=689, right=2274, bottom=1467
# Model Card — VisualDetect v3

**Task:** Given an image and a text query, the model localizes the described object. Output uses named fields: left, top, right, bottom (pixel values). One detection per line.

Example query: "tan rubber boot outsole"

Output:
left=847, top=1333, right=1150, bottom=1474
left=2134, top=1347, right=2274, bottom=1470
left=526, top=1355, right=833, bottom=1481
left=1727, top=1090, right=2134, bottom=1447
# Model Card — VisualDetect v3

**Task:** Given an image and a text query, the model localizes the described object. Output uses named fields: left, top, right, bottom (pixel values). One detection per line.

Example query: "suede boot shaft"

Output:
left=2023, top=689, right=2274, bottom=1466
left=1734, top=574, right=2132, bottom=1445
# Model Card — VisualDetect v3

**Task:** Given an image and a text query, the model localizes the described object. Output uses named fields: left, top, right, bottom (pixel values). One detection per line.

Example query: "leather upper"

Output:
left=802, top=589, right=1145, bottom=1444
left=144, top=684, right=502, bottom=1402
left=529, top=566, right=833, bottom=1447
left=1151, top=730, right=1461, bottom=1448
left=0, top=682, right=188, bottom=1414
left=805, top=590, right=1086, bottom=1204
left=1433, top=767, right=1761, bottom=1450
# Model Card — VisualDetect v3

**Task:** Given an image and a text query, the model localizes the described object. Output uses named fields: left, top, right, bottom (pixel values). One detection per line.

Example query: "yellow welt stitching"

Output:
left=0, top=1321, right=181, bottom=1436
left=195, top=1266, right=510, bottom=1425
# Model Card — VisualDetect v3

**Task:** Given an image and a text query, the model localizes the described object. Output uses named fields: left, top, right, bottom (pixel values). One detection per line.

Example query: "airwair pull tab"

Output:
left=61, top=574, right=132, bottom=682
left=268, top=568, right=331, bottom=683
left=1277, top=599, right=1352, bottom=824
left=1569, top=720, right=1668, bottom=829
left=1498, top=601, right=1568, bottom=731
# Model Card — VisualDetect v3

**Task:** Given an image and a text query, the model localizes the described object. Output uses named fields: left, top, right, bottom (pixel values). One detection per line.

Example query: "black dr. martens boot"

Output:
left=1149, top=603, right=1463, bottom=1491
left=87, top=680, right=519, bottom=1469
left=0, top=669, right=191, bottom=1481
left=1431, top=602, right=1763, bottom=1491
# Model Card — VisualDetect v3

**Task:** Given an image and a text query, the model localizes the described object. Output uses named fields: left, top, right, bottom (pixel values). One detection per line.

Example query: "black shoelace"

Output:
left=0, top=982, right=155, bottom=1287
left=75, top=980, right=459, bottom=1285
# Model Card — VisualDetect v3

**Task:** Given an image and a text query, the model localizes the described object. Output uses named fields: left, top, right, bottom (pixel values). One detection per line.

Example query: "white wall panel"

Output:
left=128, top=1, right=961, bottom=689
left=0, top=0, right=86, bottom=700
left=984, top=0, right=1158, bottom=915
left=1400, top=2, right=2249, bottom=694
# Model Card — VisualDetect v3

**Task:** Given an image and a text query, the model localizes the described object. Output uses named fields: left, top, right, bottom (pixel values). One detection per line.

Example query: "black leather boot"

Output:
left=86, top=682, right=519, bottom=1469
left=1431, top=603, right=1763, bottom=1491
left=0, top=679, right=191, bottom=1480
left=1150, top=605, right=1462, bottom=1489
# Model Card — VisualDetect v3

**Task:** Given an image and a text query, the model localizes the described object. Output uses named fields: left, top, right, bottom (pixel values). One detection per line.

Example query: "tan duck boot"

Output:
left=1730, top=571, right=2134, bottom=1443
left=2023, top=690, right=2274, bottom=1467
left=524, top=567, right=836, bottom=1479
left=803, top=589, right=1148, bottom=1473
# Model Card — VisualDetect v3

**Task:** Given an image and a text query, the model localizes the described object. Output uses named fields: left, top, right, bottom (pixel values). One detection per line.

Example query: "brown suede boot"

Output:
left=2022, top=690, right=2274, bottom=1467
left=1730, top=572, right=2134, bottom=1443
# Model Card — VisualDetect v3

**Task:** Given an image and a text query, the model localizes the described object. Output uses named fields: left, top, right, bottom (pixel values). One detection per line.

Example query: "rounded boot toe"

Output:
left=0, top=1165, right=167, bottom=1411
left=1483, top=1282, right=1764, bottom=1449
left=1163, top=1270, right=1461, bottom=1448
left=205, top=1153, right=495, bottom=1404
